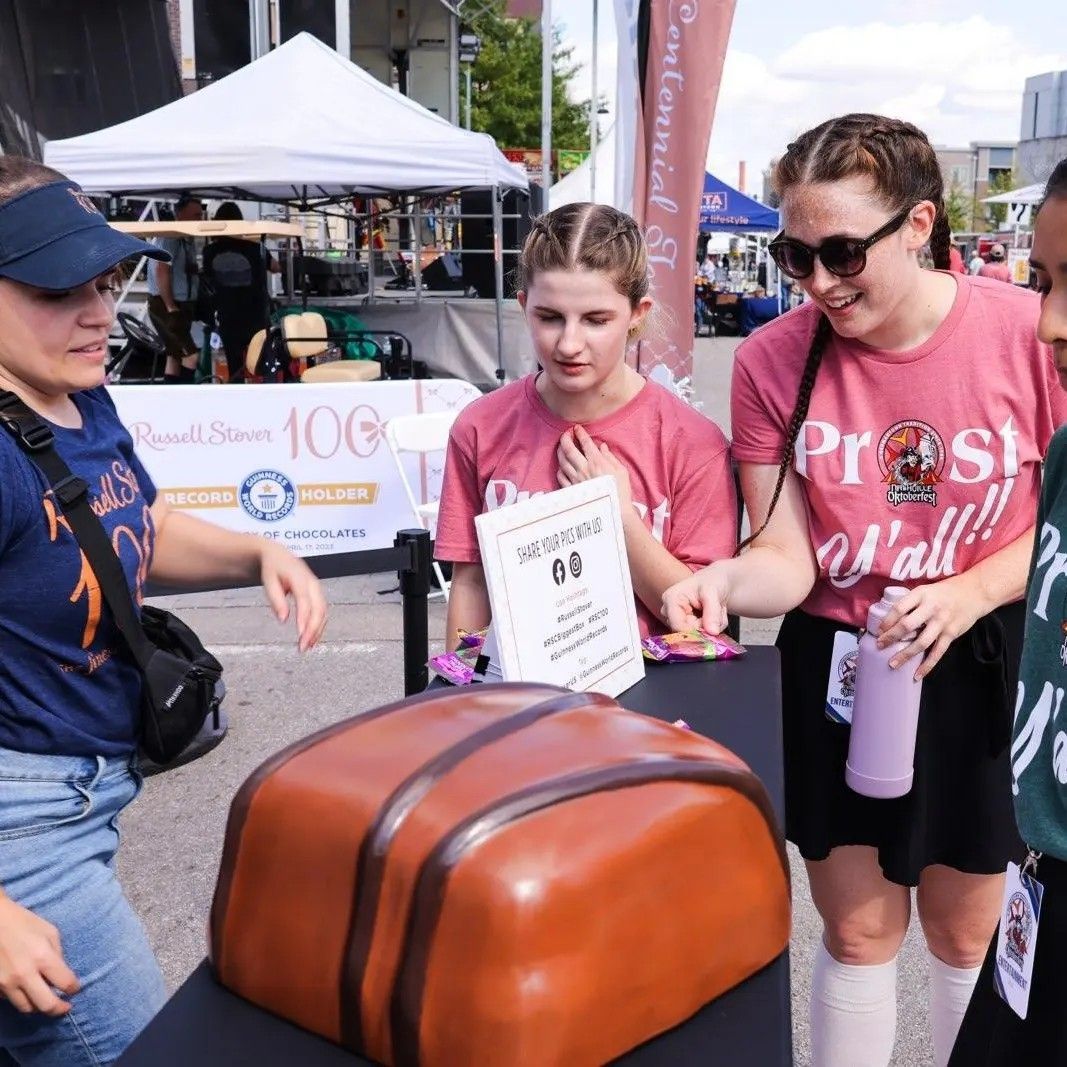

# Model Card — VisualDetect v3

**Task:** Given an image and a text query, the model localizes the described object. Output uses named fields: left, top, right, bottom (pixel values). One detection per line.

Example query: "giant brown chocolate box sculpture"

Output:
left=210, top=684, right=791, bottom=1066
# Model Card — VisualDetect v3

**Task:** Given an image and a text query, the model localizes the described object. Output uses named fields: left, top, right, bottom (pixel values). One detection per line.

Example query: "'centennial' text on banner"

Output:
left=631, top=0, right=736, bottom=382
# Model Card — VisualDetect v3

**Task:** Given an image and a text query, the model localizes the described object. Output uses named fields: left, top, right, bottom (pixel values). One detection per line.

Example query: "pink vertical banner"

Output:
left=633, top=0, right=736, bottom=382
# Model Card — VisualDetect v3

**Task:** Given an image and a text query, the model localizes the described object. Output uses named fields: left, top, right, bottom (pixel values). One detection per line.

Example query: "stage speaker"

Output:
left=192, top=0, right=251, bottom=82
left=459, top=187, right=542, bottom=298
left=422, top=252, right=464, bottom=291
left=279, top=0, right=335, bottom=46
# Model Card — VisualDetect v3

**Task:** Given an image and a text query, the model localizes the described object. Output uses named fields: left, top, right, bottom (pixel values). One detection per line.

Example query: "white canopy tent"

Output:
left=45, top=32, right=527, bottom=382
left=982, top=182, right=1044, bottom=206
left=44, top=32, right=526, bottom=202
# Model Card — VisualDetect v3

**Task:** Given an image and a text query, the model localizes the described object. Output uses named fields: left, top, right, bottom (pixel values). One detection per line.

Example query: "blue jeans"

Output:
left=0, top=748, right=165, bottom=1066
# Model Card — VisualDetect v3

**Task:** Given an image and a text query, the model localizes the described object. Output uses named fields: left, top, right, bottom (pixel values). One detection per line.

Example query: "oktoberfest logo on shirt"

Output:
left=878, top=419, right=945, bottom=508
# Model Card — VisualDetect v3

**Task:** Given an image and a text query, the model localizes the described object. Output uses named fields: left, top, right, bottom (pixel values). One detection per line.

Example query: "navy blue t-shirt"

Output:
left=0, top=387, right=156, bottom=756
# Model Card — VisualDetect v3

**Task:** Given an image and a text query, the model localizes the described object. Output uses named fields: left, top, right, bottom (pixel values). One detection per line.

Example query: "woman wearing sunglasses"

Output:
left=663, top=113, right=1067, bottom=1067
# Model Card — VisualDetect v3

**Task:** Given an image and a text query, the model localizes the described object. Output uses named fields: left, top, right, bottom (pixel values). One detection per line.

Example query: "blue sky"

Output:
left=556, top=0, right=1065, bottom=192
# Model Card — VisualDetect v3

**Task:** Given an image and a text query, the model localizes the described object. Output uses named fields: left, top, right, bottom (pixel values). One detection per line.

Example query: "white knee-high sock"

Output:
left=927, top=952, right=981, bottom=1067
left=810, top=941, right=897, bottom=1067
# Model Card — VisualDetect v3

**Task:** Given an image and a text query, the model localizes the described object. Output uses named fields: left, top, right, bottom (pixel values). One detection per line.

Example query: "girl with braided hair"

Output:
left=950, top=161, right=1067, bottom=1061
left=435, top=202, right=736, bottom=647
left=663, top=114, right=1067, bottom=1066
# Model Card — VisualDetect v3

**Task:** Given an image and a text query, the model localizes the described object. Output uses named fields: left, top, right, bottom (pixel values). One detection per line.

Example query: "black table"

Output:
left=118, top=647, right=791, bottom=1066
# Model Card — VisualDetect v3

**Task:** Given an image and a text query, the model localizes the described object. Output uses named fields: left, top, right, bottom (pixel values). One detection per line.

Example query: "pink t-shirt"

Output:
left=732, top=274, right=1067, bottom=628
left=436, top=374, right=737, bottom=637
left=978, top=261, right=1013, bottom=283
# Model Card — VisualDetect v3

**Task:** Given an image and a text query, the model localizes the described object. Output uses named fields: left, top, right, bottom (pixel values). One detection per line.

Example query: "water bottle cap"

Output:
left=882, top=586, right=910, bottom=606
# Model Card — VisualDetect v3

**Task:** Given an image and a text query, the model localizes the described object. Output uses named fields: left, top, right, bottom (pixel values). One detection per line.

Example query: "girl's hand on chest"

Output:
left=555, top=425, right=634, bottom=512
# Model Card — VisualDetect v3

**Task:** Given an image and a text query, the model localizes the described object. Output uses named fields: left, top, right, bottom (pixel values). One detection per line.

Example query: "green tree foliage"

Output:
left=944, top=182, right=974, bottom=234
left=463, top=1, right=591, bottom=151
left=984, top=169, right=1016, bottom=229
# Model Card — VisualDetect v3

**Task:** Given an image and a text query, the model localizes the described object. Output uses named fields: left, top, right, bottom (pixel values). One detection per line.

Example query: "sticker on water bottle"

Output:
left=825, top=631, right=860, bottom=724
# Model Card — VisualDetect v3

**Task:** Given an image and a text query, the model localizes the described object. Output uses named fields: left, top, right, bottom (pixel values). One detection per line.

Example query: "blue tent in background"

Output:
left=699, top=173, right=779, bottom=232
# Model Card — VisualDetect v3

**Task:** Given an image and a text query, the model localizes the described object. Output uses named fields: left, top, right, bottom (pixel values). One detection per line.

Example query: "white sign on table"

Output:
left=475, top=476, right=644, bottom=698
left=108, top=380, right=480, bottom=556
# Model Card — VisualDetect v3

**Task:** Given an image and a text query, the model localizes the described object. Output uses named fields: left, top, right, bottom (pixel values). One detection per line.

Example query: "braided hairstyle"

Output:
left=738, top=113, right=951, bottom=551
left=516, top=203, right=649, bottom=308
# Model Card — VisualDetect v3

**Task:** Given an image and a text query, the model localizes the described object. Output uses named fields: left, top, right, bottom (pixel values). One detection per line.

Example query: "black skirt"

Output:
left=949, top=854, right=1067, bottom=1063
left=776, top=602, right=1025, bottom=887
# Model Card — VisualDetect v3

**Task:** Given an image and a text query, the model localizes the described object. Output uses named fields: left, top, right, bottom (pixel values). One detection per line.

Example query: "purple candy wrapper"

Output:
left=457, top=629, right=486, bottom=652
left=428, top=629, right=490, bottom=685
left=642, top=630, right=747, bottom=663
left=429, top=651, right=476, bottom=686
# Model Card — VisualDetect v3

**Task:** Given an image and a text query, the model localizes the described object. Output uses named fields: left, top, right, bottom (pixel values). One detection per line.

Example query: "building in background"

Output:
left=170, top=0, right=458, bottom=124
left=934, top=140, right=1017, bottom=232
left=1018, top=70, right=1067, bottom=186
left=761, top=165, right=778, bottom=208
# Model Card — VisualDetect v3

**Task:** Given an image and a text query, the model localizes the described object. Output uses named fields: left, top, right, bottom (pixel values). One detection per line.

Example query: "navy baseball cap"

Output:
left=0, top=180, right=171, bottom=290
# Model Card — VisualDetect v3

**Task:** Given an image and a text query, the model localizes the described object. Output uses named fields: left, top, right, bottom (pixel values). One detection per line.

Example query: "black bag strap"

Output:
left=0, top=391, right=157, bottom=668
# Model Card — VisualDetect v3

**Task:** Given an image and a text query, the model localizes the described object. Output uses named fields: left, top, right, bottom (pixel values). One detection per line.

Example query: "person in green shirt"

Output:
left=951, top=160, right=1067, bottom=1060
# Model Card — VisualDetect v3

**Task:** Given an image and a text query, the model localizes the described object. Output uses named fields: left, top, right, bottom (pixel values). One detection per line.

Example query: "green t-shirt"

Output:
left=1015, top=423, right=1067, bottom=859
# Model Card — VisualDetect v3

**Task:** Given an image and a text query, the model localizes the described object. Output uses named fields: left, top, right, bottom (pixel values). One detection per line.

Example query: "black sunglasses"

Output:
left=768, top=206, right=914, bottom=280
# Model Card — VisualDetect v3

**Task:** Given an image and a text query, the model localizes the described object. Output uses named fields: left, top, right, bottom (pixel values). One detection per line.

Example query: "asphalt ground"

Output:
left=119, top=335, right=935, bottom=1066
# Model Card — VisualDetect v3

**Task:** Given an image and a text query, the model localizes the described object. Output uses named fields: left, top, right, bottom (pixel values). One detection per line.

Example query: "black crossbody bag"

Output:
left=0, top=391, right=225, bottom=770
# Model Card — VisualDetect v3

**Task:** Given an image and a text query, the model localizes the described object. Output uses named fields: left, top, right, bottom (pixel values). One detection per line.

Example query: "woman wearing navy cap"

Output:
left=0, top=156, right=327, bottom=1064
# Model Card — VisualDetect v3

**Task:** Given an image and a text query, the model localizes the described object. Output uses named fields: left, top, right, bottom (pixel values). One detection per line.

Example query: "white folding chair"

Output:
left=385, top=411, right=458, bottom=599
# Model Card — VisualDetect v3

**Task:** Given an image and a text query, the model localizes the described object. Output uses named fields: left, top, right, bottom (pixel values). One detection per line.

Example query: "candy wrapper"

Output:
left=457, top=629, right=486, bottom=652
left=429, top=629, right=489, bottom=685
left=641, top=630, right=746, bottom=663
left=429, top=651, right=477, bottom=686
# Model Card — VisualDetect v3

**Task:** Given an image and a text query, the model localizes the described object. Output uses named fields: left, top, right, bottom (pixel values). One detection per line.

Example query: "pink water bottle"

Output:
left=845, top=586, right=924, bottom=798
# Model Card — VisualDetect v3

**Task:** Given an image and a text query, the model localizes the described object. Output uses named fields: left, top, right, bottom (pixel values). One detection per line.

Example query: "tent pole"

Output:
left=492, top=184, right=506, bottom=386
left=589, top=0, right=598, bottom=202
left=334, top=0, right=350, bottom=59
left=367, top=199, right=377, bottom=304
left=297, top=236, right=307, bottom=311
left=249, top=0, right=270, bottom=60
left=413, top=197, right=423, bottom=304
left=541, top=0, right=552, bottom=196
left=113, top=198, right=161, bottom=321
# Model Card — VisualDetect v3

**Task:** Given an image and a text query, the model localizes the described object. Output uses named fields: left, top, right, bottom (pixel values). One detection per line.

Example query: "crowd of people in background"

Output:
left=975, top=243, right=1013, bottom=282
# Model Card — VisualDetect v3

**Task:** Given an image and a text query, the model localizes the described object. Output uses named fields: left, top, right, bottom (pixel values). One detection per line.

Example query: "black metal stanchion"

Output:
left=396, top=528, right=431, bottom=695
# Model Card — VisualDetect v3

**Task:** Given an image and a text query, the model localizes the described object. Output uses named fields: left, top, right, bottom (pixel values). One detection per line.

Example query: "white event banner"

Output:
left=475, top=476, right=644, bottom=698
left=108, top=380, right=480, bottom=556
